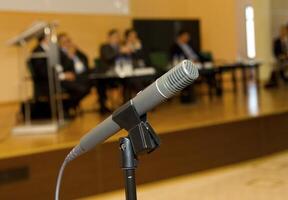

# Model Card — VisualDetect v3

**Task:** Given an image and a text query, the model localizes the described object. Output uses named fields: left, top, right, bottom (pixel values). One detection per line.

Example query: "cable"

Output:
left=55, top=158, right=68, bottom=200
left=55, top=146, right=84, bottom=200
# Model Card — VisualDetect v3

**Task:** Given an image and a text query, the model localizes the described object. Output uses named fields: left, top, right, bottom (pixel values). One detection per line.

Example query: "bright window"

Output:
left=245, top=6, right=256, bottom=59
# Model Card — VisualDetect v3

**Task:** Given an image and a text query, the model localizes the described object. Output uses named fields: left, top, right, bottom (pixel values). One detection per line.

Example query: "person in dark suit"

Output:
left=28, top=34, right=57, bottom=119
left=170, top=30, right=200, bottom=103
left=123, top=29, right=145, bottom=67
left=29, top=34, right=51, bottom=98
left=58, top=33, right=90, bottom=78
left=170, top=30, right=199, bottom=62
left=121, top=29, right=150, bottom=99
left=265, top=26, right=288, bottom=88
left=97, top=29, right=131, bottom=114
left=100, top=29, right=131, bottom=69
left=30, top=33, right=87, bottom=118
left=57, top=33, right=91, bottom=109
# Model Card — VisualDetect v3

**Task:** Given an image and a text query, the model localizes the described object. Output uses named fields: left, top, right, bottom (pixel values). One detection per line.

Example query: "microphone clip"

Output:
left=112, top=101, right=160, bottom=156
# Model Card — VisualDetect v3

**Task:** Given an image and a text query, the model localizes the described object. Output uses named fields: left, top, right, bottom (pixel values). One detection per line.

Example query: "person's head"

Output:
left=37, top=32, right=49, bottom=44
left=58, top=33, right=73, bottom=49
left=107, top=29, right=121, bottom=45
left=124, top=29, right=138, bottom=43
left=177, top=30, right=191, bottom=44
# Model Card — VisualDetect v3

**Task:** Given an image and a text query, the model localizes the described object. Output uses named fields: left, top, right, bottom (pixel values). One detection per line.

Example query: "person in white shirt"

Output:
left=57, top=33, right=91, bottom=110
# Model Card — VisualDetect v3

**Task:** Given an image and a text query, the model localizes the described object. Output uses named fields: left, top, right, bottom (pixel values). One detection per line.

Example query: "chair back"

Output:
left=149, top=51, right=169, bottom=71
left=200, top=51, right=214, bottom=62
left=27, top=59, right=50, bottom=100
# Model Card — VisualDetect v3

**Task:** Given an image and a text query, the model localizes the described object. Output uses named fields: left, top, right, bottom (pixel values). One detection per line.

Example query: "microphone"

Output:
left=66, top=60, right=199, bottom=162
left=55, top=60, right=199, bottom=200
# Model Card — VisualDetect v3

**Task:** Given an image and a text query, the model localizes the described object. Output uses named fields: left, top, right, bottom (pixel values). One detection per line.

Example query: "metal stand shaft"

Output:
left=120, top=137, right=138, bottom=200
left=124, top=169, right=137, bottom=200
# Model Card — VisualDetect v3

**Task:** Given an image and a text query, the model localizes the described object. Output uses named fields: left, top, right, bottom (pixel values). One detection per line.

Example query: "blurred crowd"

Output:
left=29, top=28, right=200, bottom=118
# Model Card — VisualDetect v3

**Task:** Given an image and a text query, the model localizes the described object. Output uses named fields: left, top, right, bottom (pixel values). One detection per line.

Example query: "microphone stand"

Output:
left=112, top=101, right=161, bottom=200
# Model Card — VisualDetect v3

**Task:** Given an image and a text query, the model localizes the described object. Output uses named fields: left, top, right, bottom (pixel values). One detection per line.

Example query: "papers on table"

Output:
left=115, top=66, right=156, bottom=78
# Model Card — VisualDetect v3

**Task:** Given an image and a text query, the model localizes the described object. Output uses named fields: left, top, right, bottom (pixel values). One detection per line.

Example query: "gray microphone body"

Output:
left=67, top=60, right=199, bottom=161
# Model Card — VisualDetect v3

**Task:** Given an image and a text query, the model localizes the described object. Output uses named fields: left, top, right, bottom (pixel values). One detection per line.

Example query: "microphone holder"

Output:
left=112, top=101, right=161, bottom=200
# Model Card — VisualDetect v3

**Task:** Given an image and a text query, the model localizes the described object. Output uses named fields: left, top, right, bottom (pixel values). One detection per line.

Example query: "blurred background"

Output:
left=0, top=0, right=288, bottom=199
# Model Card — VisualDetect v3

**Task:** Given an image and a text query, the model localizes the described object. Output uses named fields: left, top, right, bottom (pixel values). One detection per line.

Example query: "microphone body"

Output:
left=79, top=83, right=165, bottom=153
left=67, top=60, right=199, bottom=161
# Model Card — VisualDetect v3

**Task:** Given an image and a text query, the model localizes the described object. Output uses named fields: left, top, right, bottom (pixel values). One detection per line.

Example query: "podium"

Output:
left=8, top=21, right=65, bottom=135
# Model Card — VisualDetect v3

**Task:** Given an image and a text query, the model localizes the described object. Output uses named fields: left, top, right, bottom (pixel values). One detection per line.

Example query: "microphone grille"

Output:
left=156, top=60, right=199, bottom=98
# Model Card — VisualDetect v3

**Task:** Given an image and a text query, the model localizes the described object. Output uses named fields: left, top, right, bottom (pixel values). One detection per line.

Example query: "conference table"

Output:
left=89, top=67, right=157, bottom=101
left=89, top=67, right=156, bottom=80
left=88, top=61, right=261, bottom=102
left=197, top=61, right=261, bottom=96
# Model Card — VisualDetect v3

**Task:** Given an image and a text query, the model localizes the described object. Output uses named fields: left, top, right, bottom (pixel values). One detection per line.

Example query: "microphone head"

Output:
left=156, top=60, right=199, bottom=99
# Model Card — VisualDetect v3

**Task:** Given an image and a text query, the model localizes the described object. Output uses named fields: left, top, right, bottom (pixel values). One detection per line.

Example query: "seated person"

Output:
left=265, top=26, right=288, bottom=88
left=123, top=28, right=145, bottom=67
left=170, top=30, right=199, bottom=62
left=97, top=29, right=131, bottom=114
left=122, top=28, right=150, bottom=99
left=57, top=33, right=91, bottom=110
left=58, top=33, right=90, bottom=79
left=170, top=30, right=221, bottom=99
left=100, top=29, right=131, bottom=69
left=29, top=33, right=88, bottom=118
left=30, top=33, right=52, bottom=98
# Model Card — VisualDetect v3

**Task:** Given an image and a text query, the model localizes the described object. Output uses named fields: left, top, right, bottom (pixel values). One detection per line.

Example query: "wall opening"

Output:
left=245, top=6, right=256, bottom=59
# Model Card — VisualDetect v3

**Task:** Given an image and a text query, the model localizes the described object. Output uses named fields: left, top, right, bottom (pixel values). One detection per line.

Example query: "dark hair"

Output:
left=108, top=29, right=119, bottom=37
left=57, top=32, right=68, bottom=41
left=177, top=30, right=190, bottom=37
left=124, top=28, right=135, bottom=39
left=37, top=32, right=46, bottom=43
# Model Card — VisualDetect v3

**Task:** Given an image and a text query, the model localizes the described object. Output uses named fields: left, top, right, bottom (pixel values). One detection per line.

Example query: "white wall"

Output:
left=0, top=0, right=129, bottom=15
left=252, top=0, right=288, bottom=80
left=253, top=0, right=273, bottom=80
left=235, top=0, right=273, bottom=80
left=271, top=0, right=288, bottom=38
left=235, top=0, right=253, bottom=59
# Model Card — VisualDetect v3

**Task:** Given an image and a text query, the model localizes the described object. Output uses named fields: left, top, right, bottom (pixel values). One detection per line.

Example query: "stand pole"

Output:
left=124, top=169, right=137, bottom=200
left=120, top=137, right=137, bottom=200
left=113, top=102, right=160, bottom=200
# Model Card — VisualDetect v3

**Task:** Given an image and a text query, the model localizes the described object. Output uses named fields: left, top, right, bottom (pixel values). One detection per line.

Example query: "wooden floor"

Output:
left=83, top=150, right=288, bottom=200
left=1, top=84, right=288, bottom=160
left=1, top=84, right=288, bottom=199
